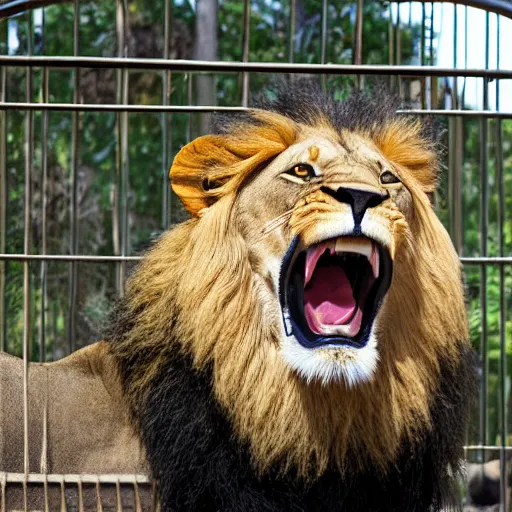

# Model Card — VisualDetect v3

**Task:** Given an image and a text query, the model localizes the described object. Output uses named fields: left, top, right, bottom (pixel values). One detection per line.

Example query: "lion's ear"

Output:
left=170, top=135, right=241, bottom=216
left=170, top=112, right=297, bottom=216
left=374, top=119, right=439, bottom=193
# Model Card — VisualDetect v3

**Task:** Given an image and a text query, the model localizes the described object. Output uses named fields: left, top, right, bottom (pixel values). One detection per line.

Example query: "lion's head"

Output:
left=109, top=84, right=471, bottom=480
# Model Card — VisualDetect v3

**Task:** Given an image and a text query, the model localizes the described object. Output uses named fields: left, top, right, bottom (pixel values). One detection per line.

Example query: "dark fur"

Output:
left=215, top=80, right=439, bottom=150
left=106, top=85, right=475, bottom=511
left=107, top=291, right=476, bottom=511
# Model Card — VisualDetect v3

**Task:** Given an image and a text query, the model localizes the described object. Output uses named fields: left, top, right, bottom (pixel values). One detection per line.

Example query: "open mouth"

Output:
left=279, top=236, right=392, bottom=349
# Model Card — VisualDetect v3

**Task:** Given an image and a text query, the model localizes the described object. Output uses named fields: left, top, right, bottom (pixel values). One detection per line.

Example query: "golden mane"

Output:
left=111, top=106, right=469, bottom=479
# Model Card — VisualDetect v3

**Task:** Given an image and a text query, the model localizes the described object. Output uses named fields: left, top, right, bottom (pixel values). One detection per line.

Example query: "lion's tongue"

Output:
left=304, top=266, right=356, bottom=331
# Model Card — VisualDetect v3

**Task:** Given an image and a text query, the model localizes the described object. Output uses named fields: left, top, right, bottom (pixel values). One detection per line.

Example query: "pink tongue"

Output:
left=304, top=266, right=356, bottom=326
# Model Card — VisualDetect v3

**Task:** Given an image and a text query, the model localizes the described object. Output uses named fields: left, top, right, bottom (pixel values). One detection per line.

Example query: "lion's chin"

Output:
left=280, top=328, right=379, bottom=386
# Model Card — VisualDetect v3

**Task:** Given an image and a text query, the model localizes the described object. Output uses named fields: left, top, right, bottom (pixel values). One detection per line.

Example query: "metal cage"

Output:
left=0, top=0, right=511, bottom=509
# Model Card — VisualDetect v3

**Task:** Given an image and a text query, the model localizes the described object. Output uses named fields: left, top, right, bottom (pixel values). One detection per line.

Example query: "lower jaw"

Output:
left=305, top=305, right=364, bottom=338
left=286, top=315, right=373, bottom=350
left=280, top=327, right=380, bottom=386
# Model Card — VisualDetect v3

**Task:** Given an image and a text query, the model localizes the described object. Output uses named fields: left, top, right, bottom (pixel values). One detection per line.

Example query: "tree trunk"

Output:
left=194, top=0, right=218, bottom=136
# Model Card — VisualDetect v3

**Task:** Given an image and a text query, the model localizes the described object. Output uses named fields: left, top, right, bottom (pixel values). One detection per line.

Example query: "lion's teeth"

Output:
left=371, top=244, right=380, bottom=279
left=335, top=237, right=379, bottom=278
left=305, top=242, right=328, bottom=286
left=334, top=237, right=372, bottom=261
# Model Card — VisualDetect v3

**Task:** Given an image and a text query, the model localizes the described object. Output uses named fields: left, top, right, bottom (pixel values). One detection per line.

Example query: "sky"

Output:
left=394, top=2, right=512, bottom=111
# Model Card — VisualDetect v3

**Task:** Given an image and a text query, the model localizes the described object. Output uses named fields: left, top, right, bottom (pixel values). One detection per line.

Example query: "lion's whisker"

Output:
left=261, top=209, right=294, bottom=234
left=254, top=210, right=294, bottom=243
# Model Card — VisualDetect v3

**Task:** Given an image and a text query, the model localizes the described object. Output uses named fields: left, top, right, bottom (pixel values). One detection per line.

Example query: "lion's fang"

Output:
left=334, top=238, right=379, bottom=279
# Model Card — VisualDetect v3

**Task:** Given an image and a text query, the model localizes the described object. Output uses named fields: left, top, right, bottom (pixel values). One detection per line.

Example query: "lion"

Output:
left=0, top=344, right=149, bottom=510
left=1, top=83, right=476, bottom=511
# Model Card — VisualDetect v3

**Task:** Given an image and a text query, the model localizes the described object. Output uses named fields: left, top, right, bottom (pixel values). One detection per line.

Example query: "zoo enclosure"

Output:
left=0, top=0, right=512, bottom=509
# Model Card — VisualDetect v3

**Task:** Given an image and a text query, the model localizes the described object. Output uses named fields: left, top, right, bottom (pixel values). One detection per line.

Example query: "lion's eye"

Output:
left=287, top=163, right=316, bottom=180
left=379, top=170, right=401, bottom=185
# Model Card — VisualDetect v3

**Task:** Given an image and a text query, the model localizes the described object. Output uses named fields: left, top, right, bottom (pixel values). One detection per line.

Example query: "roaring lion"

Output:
left=1, top=84, right=476, bottom=511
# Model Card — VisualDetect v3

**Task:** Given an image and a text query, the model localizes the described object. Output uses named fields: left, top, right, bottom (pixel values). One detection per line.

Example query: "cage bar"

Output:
left=161, top=0, right=172, bottom=229
left=0, top=63, right=6, bottom=353
left=1, top=56, right=512, bottom=77
left=241, top=0, right=251, bottom=107
left=38, top=40, right=49, bottom=363
left=67, top=0, right=80, bottom=354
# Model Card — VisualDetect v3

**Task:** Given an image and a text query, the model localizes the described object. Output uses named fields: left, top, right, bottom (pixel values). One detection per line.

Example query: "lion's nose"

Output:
left=323, top=187, right=388, bottom=226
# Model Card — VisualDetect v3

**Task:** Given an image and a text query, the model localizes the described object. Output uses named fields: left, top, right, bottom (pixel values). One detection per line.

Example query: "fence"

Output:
left=0, top=0, right=511, bottom=509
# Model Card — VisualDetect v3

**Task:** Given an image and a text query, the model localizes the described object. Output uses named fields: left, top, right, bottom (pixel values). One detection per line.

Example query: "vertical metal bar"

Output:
left=161, top=0, right=172, bottom=230
left=420, top=2, right=426, bottom=108
left=320, top=0, right=328, bottom=90
left=478, top=10, right=490, bottom=462
left=448, top=115, right=463, bottom=255
left=78, top=479, right=84, bottom=512
left=95, top=479, right=103, bottom=512
left=462, top=5, right=468, bottom=107
left=354, top=0, right=363, bottom=66
left=194, top=0, right=217, bottom=136
left=493, top=14, right=507, bottom=511
left=355, top=0, right=364, bottom=89
left=116, top=0, right=129, bottom=296
left=420, top=2, right=426, bottom=66
left=186, top=74, right=193, bottom=142
left=0, top=11, right=5, bottom=355
left=114, top=1, right=123, bottom=295
left=320, top=0, right=327, bottom=65
left=395, top=3, right=402, bottom=97
left=52, top=300, right=57, bottom=361
left=241, top=0, right=251, bottom=107
left=68, top=0, right=80, bottom=353
left=115, top=479, right=122, bottom=512
left=1, top=473, right=5, bottom=512
left=429, top=4, right=437, bottom=108
left=429, top=2, right=434, bottom=66
left=449, top=4, right=463, bottom=257
left=23, top=7, right=34, bottom=493
left=43, top=473, right=49, bottom=511
left=39, top=16, right=48, bottom=363
left=478, top=136, right=488, bottom=455
left=395, top=3, right=401, bottom=65
left=134, top=482, right=142, bottom=512
left=120, top=57, right=129, bottom=294
left=496, top=97, right=507, bottom=512
left=59, top=478, right=66, bottom=512
left=289, top=0, right=296, bottom=63
left=388, top=4, right=394, bottom=67
left=0, top=64, right=6, bottom=353
left=452, top=4, right=458, bottom=110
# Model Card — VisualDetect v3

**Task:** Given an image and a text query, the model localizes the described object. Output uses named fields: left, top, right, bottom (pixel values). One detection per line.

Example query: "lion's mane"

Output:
left=106, top=83, right=476, bottom=511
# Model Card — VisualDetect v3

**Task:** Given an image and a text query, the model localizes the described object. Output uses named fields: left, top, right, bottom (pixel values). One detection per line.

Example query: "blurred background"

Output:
left=0, top=0, right=511, bottom=508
